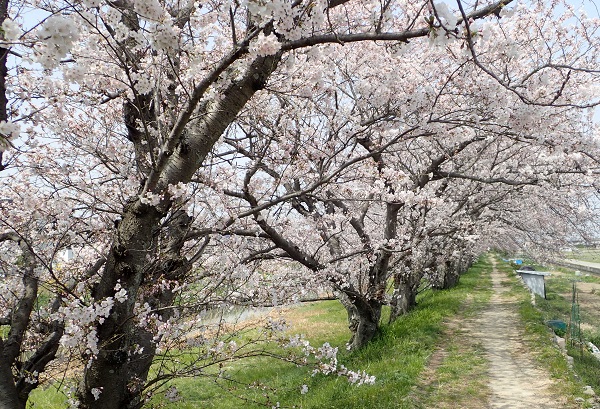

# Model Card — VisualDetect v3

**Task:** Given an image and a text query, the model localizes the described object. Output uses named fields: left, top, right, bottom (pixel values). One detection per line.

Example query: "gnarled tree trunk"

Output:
left=77, top=52, right=282, bottom=409
left=441, top=260, right=461, bottom=289
left=389, top=270, right=420, bottom=323
left=337, top=291, right=382, bottom=351
left=431, top=260, right=460, bottom=290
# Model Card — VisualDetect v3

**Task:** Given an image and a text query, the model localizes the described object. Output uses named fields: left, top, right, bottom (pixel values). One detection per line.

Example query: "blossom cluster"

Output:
left=58, top=282, right=127, bottom=358
left=133, top=0, right=165, bottom=21
left=249, top=33, right=281, bottom=58
left=168, top=182, right=188, bottom=199
left=140, top=191, right=162, bottom=206
left=140, top=183, right=189, bottom=207
left=150, top=22, right=180, bottom=53
left=1, top=18, right=21, bottom=41
left=285, top=336, right=376, bottom=387
left=36, top=15, right=79, bottom=68
left=434, top=2, right=458, bottom=29
left=245, top=0, right=327, bottom=41
left=0, top=120, right=20, bottom=151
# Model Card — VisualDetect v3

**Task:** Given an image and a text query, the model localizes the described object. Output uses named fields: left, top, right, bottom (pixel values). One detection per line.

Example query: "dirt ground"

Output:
left=419, top=259, right=572, bottom=408
left=472, top=260, right=568, bottom=408
left=572, top=281, right=600, bottom=334
left=548, top=268, right=600, bottom=335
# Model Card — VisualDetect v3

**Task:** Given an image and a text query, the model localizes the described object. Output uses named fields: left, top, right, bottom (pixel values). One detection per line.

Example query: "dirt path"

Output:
left=467, top=259, right=563, bottom=408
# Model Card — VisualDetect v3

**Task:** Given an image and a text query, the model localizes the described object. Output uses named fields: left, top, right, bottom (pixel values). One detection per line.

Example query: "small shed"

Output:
left=516, top=269, right=551, bottom=298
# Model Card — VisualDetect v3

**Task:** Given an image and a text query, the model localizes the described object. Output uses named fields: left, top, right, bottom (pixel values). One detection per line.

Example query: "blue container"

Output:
left=546, top=320, right=567, bottom=334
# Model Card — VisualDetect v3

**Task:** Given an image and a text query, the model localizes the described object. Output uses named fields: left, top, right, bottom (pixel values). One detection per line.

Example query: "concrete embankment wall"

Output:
left=552, top=260, right=600, bottom=276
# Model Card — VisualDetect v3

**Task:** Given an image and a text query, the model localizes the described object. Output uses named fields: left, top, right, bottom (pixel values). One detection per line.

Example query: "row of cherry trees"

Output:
left=0, top=0, right=599, bottom=408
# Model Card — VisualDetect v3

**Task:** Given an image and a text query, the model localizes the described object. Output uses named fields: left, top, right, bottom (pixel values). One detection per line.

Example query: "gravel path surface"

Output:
left=468, top=259, right=563, bottom=408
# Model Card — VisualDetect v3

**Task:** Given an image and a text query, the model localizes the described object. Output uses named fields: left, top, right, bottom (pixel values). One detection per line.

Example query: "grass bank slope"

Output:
left=148, top=257, right=494, bottom=409
left=32, top=256, right=580, bottom=409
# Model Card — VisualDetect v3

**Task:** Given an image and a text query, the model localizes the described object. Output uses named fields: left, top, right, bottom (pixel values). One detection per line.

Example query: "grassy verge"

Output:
left=564, top=248, right=600, bottom=263
left=151, top=257, right=496, bottom=409
left=534, top=266, right=600, bottom=397
left=413, top=257, right=493, bottom=409
left=495, top=259, right=594, bottom=405
left=28, top=257, right=497, bottom=409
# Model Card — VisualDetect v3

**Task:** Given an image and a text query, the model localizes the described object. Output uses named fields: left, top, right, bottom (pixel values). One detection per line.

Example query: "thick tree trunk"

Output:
left=337, top=291, right=381, bottom=350
left=441, top=262, right=460, bottom=289
left=0, top=237, right=39, bottom=409
left=460, top=255, right=473, bottom=274
left=0, top=349, right=23, bottom=409
left=77, top=202, right=163, bottom=409
left=78, top=53, right=282, bottom=409
left=431, top=260, right=460, bottom=290
left=389, top=273, right=419, bottom=323
left=0, top=3, right=20, bottom=404
left=337, top=202, right=399, bottom=348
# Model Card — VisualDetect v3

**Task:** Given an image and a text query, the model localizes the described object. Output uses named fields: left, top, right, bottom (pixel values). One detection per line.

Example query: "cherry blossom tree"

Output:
left=209, top=6, right=600, bottom=346
left=0, top=0, right=599, bottom=408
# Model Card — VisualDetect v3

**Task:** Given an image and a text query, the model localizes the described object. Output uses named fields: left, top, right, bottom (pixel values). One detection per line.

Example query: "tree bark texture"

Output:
left=78, top=54, right=281, bottom=409
left=0, top=346, right=22, bottom=409
left=337, top=291, right=382, bottom=351
left=389, top=271, right=420, bottom=323
left=441, top=260, right=461, bottom=289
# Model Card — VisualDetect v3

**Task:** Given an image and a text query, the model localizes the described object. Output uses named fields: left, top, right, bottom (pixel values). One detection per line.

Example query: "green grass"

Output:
left=535, top=268, right=600, bottom=398
left=569, top=347, right=600, bottom=393
left=418, top=341, right=489, bottom=409
left=534, top=268, right=600, bottom=337
left=415, top=257, right=493, bottom=409
left=145, top=259, right=493, bottom=409
left=565, top=248, right=600, bottom=263
left=26, top=256, right=497, bottom=409
left=149, top=295, right=459, bottom=408
left=499, top=258, right=598, bottom=405
left=28, top=384, right=74, bottom=408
